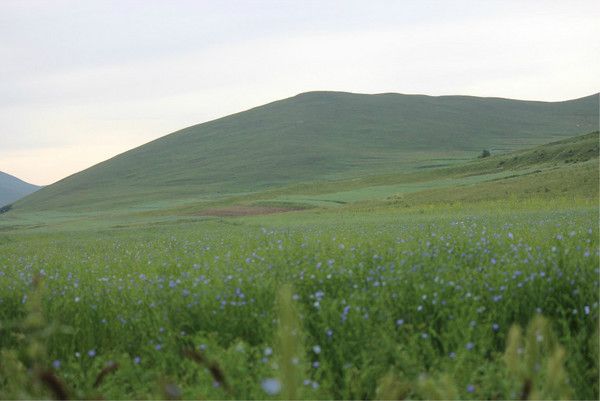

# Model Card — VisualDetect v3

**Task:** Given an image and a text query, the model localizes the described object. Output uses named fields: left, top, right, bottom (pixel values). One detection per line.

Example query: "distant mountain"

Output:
left=14, top=91, right=599, bottom=211
left=0, top=171, right=40, bottom=207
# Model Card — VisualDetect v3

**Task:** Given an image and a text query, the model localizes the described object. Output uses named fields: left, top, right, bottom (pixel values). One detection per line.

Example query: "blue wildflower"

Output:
left=261, top=378, right=281, bottom=395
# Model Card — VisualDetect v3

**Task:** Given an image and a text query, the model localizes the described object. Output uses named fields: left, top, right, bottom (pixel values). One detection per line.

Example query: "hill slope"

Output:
left=0, top=172, right=40, bottom=207
left=15, top=91, right=599, bottom=211
left=215, top=131, right=599, bottom=213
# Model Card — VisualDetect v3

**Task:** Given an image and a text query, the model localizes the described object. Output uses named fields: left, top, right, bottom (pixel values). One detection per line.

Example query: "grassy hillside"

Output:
left=179, top=131, right=599, bottom=215
left=14, top=92, right=598, bottom=212
left=1, top=132, right=596, bottom=233
left=0, top=171, right=40, bottom=207
left=391, top=132, right=599, bottom=205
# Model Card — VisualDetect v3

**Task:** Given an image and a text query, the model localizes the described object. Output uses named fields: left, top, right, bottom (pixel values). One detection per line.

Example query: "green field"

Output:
left=1, top=199, right=598, bottom=399
left=0, top=129, right=598, bottom=399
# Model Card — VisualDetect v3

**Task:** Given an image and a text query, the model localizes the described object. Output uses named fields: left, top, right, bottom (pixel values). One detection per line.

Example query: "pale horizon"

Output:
left=1, top=0, right=599, bottom=185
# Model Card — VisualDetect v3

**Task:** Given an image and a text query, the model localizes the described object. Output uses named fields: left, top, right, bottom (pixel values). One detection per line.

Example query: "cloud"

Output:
left=1, top=0, right=598, bottom=184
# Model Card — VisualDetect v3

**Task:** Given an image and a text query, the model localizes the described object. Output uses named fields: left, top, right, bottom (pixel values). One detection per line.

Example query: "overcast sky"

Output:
left=1, top=0, right=599, bottom=185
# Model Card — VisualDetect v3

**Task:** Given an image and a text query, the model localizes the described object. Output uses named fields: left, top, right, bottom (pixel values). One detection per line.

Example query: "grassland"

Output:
left=13, top=92, right=598, bottom=211
left=0, top=132, right=598, bottom=399
left=0, top=199, right=598, bottom=399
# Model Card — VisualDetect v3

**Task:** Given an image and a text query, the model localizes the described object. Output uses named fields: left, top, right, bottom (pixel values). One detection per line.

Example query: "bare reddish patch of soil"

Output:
left=199, top=205, right=301, bottom=217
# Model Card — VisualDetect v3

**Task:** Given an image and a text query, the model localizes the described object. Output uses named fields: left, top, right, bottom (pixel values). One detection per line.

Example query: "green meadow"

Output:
left=1, top=129, right=598, bottom=399
left=0, top=199, right=598, bottom=399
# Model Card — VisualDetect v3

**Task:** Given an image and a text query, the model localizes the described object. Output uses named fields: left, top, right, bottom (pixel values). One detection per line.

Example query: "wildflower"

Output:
left=492, top=323, right=500, bottom=332
left=585, top=305, right=590, bottom=315
left=312, top=361, right=320, bottom=369
left=396, top=319, right=404, bottom=327
left=341, top=305, right=351, bottom=322
left=133, top=356, right=141, bottom=364
left=312, top=345, right=321, bottom=354
left=261, top=378, right=281, bottom=395
left=467, top=384, right=475, bottom=393
left=52, top=360, right=61, bottom=369
left=264, top=347, right=273, bottom=356
left=88, top=349, right=96, bottom=358
left=465, top=342, right=474, bottom=351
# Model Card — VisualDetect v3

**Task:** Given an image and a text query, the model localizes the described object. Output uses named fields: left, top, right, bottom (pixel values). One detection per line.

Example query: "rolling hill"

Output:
left=200, top=131, right=599, bottom=215
left=0, top=171, right=40, bottom=207
left=13, top=91, right=599, bottom=211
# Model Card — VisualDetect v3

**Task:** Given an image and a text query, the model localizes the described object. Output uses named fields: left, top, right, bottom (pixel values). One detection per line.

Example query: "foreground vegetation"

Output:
left=0, top=200, right=597, bottom=399
left=1, top=132, right=597, bottom=399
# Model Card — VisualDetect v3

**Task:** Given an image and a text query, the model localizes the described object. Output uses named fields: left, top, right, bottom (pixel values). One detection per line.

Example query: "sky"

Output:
left=1, top=0, right=599, bottom=185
